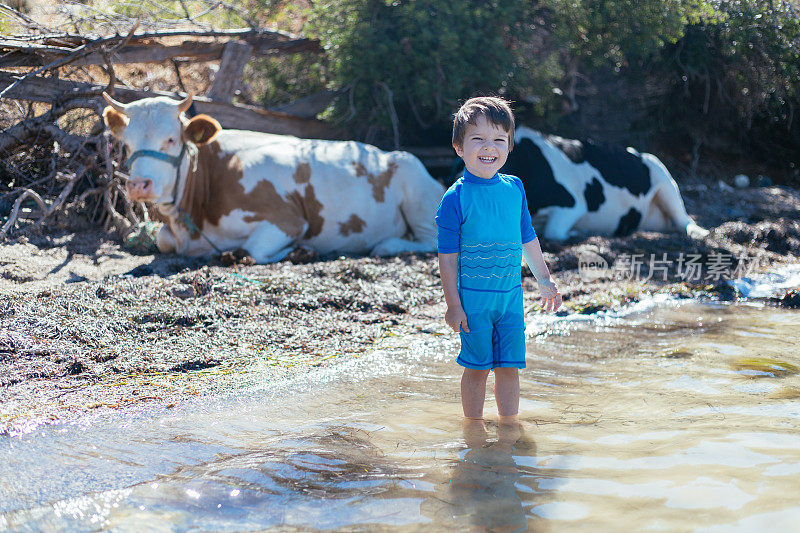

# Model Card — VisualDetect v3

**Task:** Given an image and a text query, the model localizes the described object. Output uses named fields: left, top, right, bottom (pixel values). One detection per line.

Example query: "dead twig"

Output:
left=377, top=82, right=400, bottom=150
left=0, top=21, right=140, bottom=100
left=101, top=50, right=116, bottom=97
left=32, top=167, right=88, bottom=229
left=102, top=185, right=132, bottom=235
left=77, top=187, right=105, bottom=205
left=171, top=59, right=188, bottom=94
left=0, top=189, right=47, bottom=239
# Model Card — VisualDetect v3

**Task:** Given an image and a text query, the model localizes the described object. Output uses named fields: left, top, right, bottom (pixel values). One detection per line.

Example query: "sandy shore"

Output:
left=1, top=182, right=799, bottom=435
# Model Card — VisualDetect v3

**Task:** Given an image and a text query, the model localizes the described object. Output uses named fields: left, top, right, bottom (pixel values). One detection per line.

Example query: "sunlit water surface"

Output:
left=2, top=298, right=800, bottom=532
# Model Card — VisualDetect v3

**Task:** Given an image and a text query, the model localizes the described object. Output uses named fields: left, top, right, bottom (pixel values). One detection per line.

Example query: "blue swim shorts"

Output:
left=457, top=285, right=526, bottom=370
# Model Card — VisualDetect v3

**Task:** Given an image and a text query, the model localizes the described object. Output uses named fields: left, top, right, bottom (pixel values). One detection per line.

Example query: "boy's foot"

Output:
left=462, top=417, right=488, bottom=448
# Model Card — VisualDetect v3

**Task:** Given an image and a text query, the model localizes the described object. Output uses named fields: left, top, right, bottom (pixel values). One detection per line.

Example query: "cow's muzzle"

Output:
left=126, top=178, right=155, bottom=201
left=123, top=143, right=197, bottom=205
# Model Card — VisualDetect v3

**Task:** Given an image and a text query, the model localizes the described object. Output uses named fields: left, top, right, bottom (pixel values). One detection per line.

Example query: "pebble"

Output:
left=779, top=289, right=800, bottom=309
left=717, top=180, right=735, bottom=192
left=169, top=284, right=197, bottom=299
left=734, top=174, right=750, bottom=188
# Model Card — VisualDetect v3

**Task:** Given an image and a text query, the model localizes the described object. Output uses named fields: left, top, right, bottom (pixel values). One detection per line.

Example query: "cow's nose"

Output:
left=126, top=178, right=153, bottom=200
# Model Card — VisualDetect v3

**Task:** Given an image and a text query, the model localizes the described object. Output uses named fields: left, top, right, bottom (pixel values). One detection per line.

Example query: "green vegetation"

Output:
left=659, top=1, right=800, bottom=164
left=306, top=0, right=539, bottom=145
left=244, top=53, right=330, bottom=109
left=299, top=0, right=798, bottom=176
left=732, top=357, right=800, bottom=377
left=545, top=0, right=720, bottom=67
left=24, top=1, right=800, bottom=176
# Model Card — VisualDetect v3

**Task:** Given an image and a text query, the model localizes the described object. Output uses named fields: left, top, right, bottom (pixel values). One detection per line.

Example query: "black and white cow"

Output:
left=500, top=127, right=708, bottom=241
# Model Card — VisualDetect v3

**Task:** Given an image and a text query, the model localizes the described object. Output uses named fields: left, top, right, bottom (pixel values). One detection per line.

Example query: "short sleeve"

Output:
left=513, top=177, right=537, bottom=243
left=435, top=182, right=462, bottom=253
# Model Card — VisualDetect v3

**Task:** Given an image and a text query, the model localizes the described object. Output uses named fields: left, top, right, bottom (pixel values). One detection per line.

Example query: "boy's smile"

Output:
left=453, top=116, right=510, bottom=179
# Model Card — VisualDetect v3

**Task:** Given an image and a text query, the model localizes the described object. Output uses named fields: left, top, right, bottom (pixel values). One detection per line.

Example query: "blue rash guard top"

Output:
left=436, top=170, right=536, bottom=291
left=436, top=170, right=537, bottom=369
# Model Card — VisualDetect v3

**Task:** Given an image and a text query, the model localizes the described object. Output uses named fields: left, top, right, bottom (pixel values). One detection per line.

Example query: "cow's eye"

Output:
left=167, top=137, right=176, bottom=144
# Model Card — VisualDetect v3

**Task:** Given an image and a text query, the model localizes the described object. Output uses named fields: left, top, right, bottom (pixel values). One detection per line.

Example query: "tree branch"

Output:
left=0, top=21, right=140, bottom=99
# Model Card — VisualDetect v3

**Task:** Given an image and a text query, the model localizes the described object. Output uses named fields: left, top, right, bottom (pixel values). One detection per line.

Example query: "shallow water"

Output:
left=2, top=299, right=800, bottom=532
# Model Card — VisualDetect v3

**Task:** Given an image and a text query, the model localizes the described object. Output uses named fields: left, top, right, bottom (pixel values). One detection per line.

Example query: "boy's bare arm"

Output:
left=438, top=253, right=470, bottom=332
left=522, top=238, right=562, bottom=312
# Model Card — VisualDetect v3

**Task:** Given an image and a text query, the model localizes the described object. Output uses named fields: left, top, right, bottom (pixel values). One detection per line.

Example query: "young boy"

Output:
left=436, top=96, right=562, bottom=420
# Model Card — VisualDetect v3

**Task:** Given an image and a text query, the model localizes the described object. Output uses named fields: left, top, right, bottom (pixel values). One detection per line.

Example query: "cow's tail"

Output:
left=643, top=153, right=709, bottom=239
left=392, top=151, right=444, bottom=247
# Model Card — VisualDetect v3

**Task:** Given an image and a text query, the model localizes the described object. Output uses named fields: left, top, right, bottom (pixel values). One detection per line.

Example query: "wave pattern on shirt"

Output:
left=459, top=242, right=522, bottom=290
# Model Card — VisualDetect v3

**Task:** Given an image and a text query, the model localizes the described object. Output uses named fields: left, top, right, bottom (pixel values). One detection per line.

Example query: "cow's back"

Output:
left=214, top=131, right=419, bottom=254
left=506, top=128, right=660, bottom=237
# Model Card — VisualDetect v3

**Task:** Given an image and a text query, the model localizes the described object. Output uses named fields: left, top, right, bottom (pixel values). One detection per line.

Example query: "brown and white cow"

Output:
left=102, top=93, right=444, bottom=263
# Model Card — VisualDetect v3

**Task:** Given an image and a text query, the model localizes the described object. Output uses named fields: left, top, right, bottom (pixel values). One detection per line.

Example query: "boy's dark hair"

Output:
left=452, top=96, right=515, bottom=150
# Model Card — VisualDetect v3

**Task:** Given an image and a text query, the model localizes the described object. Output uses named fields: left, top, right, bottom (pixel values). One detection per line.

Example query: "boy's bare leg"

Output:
left=461, top=368, right=490, bottom=418
left=494, top=367, right=520, bottom=418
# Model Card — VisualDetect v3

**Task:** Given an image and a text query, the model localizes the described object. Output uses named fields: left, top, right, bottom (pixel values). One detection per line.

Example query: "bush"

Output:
left=657, top=0, right=800, bottom=167
left=244, top=53, right=330, bottom=108
left=301, top=0, right=798, bottom=179
left=304, top=0, right=725, bottom=148
left=308, top=0, right=540, bottom=147
left=543, top=0, right=721, bottom=68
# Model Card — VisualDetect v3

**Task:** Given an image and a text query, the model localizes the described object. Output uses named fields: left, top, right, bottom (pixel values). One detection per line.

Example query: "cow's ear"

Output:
left=102, top=106, right=129, bottom=137
left=183, top=114, right=221, bottom=145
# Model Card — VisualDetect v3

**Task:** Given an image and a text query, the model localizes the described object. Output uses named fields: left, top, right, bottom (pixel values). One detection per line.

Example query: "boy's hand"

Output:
left=445, top=305, right=470, bottom=333
left=538, top=280, right=562, bottom=312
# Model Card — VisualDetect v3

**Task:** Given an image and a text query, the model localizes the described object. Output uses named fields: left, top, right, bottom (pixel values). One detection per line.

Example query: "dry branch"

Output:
left=0, top=22, right=140, bottom=100
left=32, top=167, right=87, bottom=228
left=0, top=98, right=101, bottom=153
left=0, top=71, right=342, bottom=140
left=0, top=30, right=320, bottom=69
left=0, top=189, right=47, bottom=238
left=0, top=6, right=333, bottom=242
left=9, top=28, right=305, bottom=45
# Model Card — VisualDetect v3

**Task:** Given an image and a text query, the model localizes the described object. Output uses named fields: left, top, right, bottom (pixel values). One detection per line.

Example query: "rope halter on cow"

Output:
left=124, top=141, right=198, bottom=207
left=124, top=142, right=223, bottom=254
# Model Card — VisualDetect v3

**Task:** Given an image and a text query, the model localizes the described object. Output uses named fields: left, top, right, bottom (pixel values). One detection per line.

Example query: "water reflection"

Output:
left=444, top=419, right=531, bottom=532
left=3, top=300, right=800, bottom=531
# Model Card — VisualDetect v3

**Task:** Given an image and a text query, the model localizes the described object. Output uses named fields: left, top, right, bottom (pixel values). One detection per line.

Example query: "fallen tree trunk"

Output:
left=4, top=27, right=307, bottom=46
left=0, top=71, right=342, bottom=140
left=0, top=33, right=319, bottom=68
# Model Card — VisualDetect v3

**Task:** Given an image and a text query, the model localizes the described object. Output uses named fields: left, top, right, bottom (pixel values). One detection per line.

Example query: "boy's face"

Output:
left=453, top=115, right=511, bottom=179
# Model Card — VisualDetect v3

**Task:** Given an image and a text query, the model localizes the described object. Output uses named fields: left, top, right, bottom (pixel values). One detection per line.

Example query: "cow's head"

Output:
left=102, top=93, right=221, bottom=203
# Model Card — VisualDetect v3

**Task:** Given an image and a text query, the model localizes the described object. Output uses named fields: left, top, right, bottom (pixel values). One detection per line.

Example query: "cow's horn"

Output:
left=102, top=92, right=127, bottom=113
left=177, top=91, right=194, bottom=113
